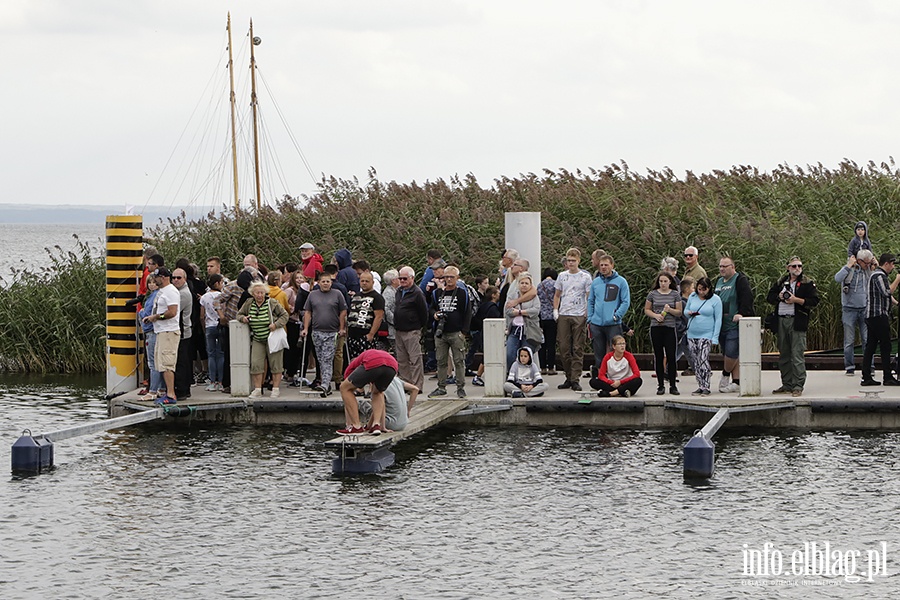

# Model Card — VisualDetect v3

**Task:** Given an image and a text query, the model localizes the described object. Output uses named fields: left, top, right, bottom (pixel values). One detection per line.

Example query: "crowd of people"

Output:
left=133, top=221, right=891, bottom=412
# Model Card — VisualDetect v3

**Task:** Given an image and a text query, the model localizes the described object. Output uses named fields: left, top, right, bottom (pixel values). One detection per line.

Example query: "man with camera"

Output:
left=833, top=249, right=875, bottom=376
left=766, top=256, right=819, bottom=397
left=428, top=266, right=472, bottom=398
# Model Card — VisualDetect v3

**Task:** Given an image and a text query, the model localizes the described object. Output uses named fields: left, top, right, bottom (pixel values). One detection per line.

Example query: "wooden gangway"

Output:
left=324, top=399, right=469, bottom=474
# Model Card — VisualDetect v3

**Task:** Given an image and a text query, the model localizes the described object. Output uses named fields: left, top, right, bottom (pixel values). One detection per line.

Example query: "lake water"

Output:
left=0, top=223, right=104, bottom=280
left=2, top=224, right=900, bottom=598
left=1, top=376, right=899, bottom=598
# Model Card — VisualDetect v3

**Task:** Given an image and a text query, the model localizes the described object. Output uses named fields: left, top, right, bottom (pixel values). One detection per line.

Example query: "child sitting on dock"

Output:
left=504, top=346, right=548, bottom=398
left=589, top=335, right=643, bottom=397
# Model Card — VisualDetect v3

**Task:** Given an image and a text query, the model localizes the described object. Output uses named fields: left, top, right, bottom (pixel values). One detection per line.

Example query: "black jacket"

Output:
left=394, top=285, right=429, bottom=331
left=766, top=274, right=819, bottom=332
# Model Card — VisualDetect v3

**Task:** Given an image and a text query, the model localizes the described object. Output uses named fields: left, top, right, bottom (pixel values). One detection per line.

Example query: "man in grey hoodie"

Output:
left=834, top=249, right=874, bottom=375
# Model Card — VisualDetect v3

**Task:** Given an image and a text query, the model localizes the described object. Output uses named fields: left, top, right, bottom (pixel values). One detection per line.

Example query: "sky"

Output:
left=2, top=0, right=900, bottom=213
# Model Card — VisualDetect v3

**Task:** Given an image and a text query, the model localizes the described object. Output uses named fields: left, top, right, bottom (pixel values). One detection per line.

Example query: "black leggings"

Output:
left=651, top=326, right=677, bottom=387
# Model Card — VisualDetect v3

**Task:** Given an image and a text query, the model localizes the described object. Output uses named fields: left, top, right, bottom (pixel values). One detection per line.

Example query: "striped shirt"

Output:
left=867, top=268, right=892, bottom=319
left=247, top=300, right=272, bottom=342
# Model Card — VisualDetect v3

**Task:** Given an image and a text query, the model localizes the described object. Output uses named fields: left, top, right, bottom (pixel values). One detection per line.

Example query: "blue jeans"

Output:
left=146, top=331, right=163, bottom=392
left=589, top=323, right=622, bottom=367
left=842, top=306, right=867, bottom=371
left=205, top=325, right=225, bottom=384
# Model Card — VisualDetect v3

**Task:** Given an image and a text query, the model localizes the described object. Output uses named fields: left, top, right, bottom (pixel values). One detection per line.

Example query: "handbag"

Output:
left=267, top=299, right=289, bottom=353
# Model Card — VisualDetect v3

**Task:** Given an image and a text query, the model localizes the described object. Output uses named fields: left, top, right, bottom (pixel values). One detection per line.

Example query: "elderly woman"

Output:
left=505, top=271, right=542, bottom=370
left=237, top=281, right=290, bottom=399
left=660, top=256, right=680, bottom=287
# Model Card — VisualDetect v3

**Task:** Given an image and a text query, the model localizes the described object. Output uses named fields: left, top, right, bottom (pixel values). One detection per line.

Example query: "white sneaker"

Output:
left=718, top=375, right=731, bottom=393
left=249, top=388, right=262, bottom=399
left=722, top=382, right=740, bottom=393
left=270, top=387, right=280, bottom=398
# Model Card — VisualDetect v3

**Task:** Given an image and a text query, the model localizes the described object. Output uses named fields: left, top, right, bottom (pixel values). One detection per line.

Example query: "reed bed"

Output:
left=0, top=236, right=105, bottom=372
left=3, top=160, right=899, bottom=372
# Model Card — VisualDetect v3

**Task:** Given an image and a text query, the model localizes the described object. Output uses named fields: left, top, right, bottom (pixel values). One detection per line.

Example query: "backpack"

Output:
left=466, top=284, right=481, bottom=317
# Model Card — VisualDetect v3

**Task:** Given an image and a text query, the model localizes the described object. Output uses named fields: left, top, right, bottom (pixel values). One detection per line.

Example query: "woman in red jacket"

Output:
left=589, top=335, right=643, bottom=397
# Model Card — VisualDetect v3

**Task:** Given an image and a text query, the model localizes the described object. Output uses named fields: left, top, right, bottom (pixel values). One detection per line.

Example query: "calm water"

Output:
left=0, top=223, right=104, bottom=279
left=2, top=376, right=900, bottom=598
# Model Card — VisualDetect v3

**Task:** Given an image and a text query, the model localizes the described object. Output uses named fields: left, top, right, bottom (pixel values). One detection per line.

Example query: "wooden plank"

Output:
left=324, top=400, right=468, bottom=450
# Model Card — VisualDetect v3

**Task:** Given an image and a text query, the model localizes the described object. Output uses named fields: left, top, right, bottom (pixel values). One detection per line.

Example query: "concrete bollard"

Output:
left=229, top=320, right=252, bottom=397
left=739, top=317, right=761, bottom=397
left=483, top=318, right=506, bottom=397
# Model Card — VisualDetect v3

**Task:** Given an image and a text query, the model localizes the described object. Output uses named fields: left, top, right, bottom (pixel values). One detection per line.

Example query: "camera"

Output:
left=124, top=294, right=145, bottom=309
left=434, top=312, right=445, bottom=338
left=780, top=284, right=792, bottom=302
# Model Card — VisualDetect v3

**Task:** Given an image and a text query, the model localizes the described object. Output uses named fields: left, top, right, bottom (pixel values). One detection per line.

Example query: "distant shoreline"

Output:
left=0, top=204, right=205, bottom=225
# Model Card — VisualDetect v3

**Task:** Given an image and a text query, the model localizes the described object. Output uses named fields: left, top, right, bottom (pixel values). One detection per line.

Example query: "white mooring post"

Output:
left=483, top=318, right=506, bottom=397
left=229, top=320, right=252, bottom=397
left=504, top=212, right=542, bottom=282
left=739, top=317, right=761, bottom=396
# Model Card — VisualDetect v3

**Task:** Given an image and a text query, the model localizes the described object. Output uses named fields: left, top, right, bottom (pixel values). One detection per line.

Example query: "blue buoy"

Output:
left=683, top=433, right=715, bottom=479
left=36, top=436, right=54, bottom=470
left=11, top=430, right=42, bottom=475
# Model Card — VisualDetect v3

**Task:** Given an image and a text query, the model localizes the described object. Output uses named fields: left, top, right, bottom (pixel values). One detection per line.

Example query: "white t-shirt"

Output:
left=200, top=290, right=222, bottom=328
left=554, top=269, right=592, bottom=316
left=153, top=284, right=182, bottom=334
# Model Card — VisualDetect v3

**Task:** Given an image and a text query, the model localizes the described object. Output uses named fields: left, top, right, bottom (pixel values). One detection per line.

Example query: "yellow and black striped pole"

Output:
left=105, top=215, right=144, bottom=396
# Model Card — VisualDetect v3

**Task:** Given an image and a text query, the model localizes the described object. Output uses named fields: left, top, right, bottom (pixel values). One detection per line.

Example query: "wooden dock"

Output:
left=324, top=399, right=469, bottom=450
left=324, top=399, right=469, bottom=474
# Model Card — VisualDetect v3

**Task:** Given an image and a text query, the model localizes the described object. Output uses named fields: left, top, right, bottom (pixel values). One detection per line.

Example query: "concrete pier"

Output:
left=110, top=369, right=900, bottom=431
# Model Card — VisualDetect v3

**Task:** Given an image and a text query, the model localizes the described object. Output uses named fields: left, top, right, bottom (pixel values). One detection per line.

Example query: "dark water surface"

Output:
left=2, top=375, right=899, bottom=598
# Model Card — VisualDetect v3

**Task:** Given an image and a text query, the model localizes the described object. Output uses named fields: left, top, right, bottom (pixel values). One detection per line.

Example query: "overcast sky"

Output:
left=2, top=0, right=899, bottom=213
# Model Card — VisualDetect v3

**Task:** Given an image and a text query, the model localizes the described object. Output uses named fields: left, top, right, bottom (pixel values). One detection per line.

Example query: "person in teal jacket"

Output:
left=587, top=254, right=630, bottom=367
left=685, top=277, right=722, bottom=396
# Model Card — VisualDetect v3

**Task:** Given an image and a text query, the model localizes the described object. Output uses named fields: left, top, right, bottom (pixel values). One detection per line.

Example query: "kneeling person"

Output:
left=337, top=349, right=399, bottom=436
left=504, top=347, right=548, bottom=398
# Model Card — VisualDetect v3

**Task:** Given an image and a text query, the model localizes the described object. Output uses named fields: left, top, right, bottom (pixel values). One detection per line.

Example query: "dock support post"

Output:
left=739, top=316, right=761, bottom=397
left=483, top=318, right=506, bottom=397
left=683, top=407, right=730, bottom=479
left=229, top=320, right=251, bottom=398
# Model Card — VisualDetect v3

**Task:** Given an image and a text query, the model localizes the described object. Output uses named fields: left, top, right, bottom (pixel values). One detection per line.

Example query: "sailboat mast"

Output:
left=249, top=18, right=262, bottom=211
left=227, top=13, right=240, bottom=210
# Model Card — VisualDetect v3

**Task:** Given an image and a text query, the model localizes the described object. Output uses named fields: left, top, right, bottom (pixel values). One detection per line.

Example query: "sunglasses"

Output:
left=397, top=276, right=410, bottom=280
left=683, top=253, right=694, bottom=257
left=788, top=264, right=803, bottom=268
left=173, top=276, right=184, bottom=280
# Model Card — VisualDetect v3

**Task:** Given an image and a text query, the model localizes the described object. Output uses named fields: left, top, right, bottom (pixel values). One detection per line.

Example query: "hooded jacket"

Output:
left=301, top=252, right=324, bottom=280
left=848, top=220, right=872, bottom=258
left=506, top=346, right=543, bottom=386
left=334, top=249, right=360, bottom=294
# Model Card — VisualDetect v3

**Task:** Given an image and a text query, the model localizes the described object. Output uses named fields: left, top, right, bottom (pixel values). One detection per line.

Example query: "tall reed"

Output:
left=2, top=159, right=899, bottom=372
